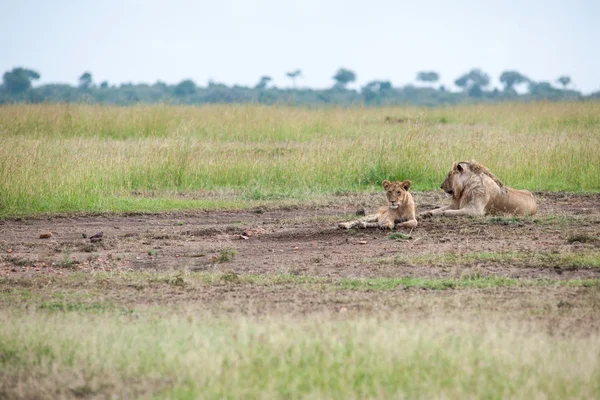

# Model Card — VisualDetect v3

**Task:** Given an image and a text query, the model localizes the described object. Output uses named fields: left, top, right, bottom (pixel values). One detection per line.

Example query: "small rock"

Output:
left=90, top=237, right=102, bottom=243
left=39, top=232, right=52, bottom=239
left=90, top=231, right=103, bottom=240
left=6, top=249, right=12, bottom=254
left=357, top=241, right=367, bottom=245
left=82, top=233, right=87, bottom=238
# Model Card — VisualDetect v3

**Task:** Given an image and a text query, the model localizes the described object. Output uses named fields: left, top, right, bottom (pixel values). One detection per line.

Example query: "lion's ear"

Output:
left=382, top=180, right=391, bottom=190
left=457, top=162, right=468, bottom=173
left=402, top=180, right=412, bottom=191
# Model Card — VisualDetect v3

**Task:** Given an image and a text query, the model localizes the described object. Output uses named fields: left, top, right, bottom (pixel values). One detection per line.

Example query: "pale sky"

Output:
left=2, top=0, right=599, bottom=93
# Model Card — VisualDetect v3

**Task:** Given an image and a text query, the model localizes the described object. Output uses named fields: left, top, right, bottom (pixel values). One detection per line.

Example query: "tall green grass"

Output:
left=1, top=311, right=598, bottom=399
left=1, top=103, right=598, bottom=216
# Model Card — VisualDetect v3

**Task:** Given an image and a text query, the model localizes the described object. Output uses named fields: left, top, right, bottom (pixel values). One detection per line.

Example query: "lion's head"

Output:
left=440, top=161, right=504, bottom=198
left=382, top=179, right=412, bottom=209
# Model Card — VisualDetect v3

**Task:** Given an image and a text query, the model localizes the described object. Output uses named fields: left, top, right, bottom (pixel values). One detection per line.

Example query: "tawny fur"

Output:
left=420, top=161, right=537, bottom=218
left=339, top=180, right=417, bottom=230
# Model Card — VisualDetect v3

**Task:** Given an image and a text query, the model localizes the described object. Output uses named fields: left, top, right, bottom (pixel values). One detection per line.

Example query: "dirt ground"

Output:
left=1, top=192, right=599, bottom=280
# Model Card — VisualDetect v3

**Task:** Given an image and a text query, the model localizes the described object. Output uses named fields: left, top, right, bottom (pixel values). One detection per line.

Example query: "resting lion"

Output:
left=339, top=180, right=417, bottom=230
left=420, top=161, right=537, bottom=218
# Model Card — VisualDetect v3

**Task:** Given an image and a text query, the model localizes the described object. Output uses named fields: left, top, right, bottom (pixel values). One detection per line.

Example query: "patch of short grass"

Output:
left=389, top=250, right=600, bottom=268
left=567, top=233, right=598, bottom=244
left=388, top=232, right=412, bottom=241
left=488, top=216, right=526, bottom=225
left=38, top=301, right=117, bottom=313
left=1, top=272, right=598, bottom=299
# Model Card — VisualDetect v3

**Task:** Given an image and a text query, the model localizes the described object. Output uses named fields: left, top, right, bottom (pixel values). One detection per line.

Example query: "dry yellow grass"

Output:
left=1, top=103, right=598, bottom=216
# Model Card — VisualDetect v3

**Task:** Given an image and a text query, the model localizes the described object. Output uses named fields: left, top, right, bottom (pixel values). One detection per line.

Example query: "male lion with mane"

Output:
left=339, top=180, right=417, bottom=230
left=420, top=161, right=537, bottom=218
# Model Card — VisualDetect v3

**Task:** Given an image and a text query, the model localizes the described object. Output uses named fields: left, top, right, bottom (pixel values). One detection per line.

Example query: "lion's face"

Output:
left=382, top=180, right=412, bottom=209
left=440, top=162, right=469, bottom=197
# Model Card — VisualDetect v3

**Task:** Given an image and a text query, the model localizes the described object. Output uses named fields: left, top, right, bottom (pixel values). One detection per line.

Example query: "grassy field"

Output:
left=1, top=272, right=599, bottom=399
left=1, top=103, right=599, bottom=216
left=1, top=103, right=599, bottom=399
left=2, top=310, right=598, bottom=399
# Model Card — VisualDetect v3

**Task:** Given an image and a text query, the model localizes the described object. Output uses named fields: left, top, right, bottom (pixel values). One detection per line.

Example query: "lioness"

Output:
left=420, top=161, right=537, bottom=218
left=339, top=180, right=417, bottom=230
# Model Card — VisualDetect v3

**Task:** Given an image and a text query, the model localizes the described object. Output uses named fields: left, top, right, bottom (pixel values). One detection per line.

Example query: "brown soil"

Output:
left=1, top=192, right=599, bottom=280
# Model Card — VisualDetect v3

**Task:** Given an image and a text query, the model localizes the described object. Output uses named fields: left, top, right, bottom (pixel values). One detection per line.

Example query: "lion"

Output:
left=419, top=161, right=537, bottom=218
left=338, top=180, right=417, bottom=230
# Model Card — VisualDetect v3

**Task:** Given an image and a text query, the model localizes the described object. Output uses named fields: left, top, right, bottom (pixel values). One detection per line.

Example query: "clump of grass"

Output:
left=7, top=257, right=30, bottom=267
left=220, top=270, right=240, bottom=283
left=166, top=272, right=185, bottom=287
left=388, top=232, right=411, bottom=240
left=215, top=248, right=237, bottom=263
left=59, top=248, right=76, bottom=269
left=488, top=216, right=525, bottom=225
left=566, top=233, right=598, bottom=244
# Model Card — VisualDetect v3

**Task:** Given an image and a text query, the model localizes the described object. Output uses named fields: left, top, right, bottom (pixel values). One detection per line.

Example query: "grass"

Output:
left=214, top=248, right=237, bottom=263
left=388, top=232, right=411, bottom=240
left=0, top=311, right=598, bottom=399
left=1, top=272, right=598, bottom=298
left=567, top=233, right=598, bottom=244
left=1, top=270, right=599, bottom=398
left=1, top=103, right=599, bottom=217
left=387, top=250, right=600, bottom=268
left=1, top=102, right=599, bottom=398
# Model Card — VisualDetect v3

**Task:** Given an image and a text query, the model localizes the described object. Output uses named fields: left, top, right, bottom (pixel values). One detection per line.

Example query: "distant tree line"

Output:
left=1, top=66, right=596, bottom=106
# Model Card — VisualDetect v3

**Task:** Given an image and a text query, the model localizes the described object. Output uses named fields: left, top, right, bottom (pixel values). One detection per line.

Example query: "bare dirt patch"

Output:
left=1, top=192, right=598, bottom=280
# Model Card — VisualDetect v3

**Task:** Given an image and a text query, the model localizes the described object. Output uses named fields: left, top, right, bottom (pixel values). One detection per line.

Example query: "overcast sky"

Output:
left=2, top=0, right=598, bottom=93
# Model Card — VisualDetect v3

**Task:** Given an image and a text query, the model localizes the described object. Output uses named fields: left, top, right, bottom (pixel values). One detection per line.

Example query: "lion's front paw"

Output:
left=418, top=211, right=433, bottom=220
left=338, top=222, right=351, bottom=230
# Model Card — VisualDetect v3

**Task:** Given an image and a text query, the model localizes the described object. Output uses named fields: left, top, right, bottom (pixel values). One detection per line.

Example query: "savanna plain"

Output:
left=1, top=103, right=599, bottom=399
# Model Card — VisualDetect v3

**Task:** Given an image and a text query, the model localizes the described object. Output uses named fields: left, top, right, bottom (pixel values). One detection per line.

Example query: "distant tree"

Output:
left=454, top=75, right=469, bottom=90
left=416, top=71, right=440, bottom=85
left=2, top=67, right=40, bottom=94
left=528, top=81, right=562, bottom=99
left=362, top=80, right=392, bottom=103
left=333, top=68, right=356, bottom=89
left=454, top=68, right=490, bottom=96
left=255, top=76, right=272, bottom=89
left=174, top=79, right=196, bottom=96
left=100, top=81, right=109, bottom=89
left=557, top=75, right=571, bottom=89
left=78, top=72, right=93, bottom=89
left=286, top=69, right=302, bottom=88
left=499, top=71, right=529, bottom=91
